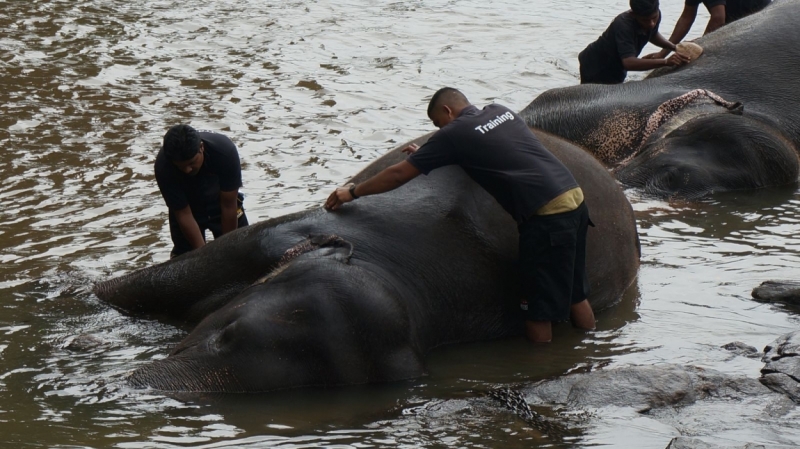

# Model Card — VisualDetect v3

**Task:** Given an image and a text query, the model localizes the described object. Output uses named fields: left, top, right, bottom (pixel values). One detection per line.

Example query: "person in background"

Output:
left=648, top=0, right=772, bottom=59
left=155, top=124, right=248, bottom=258
left=579, top=0, right=689, bottom=84
left=325, top=87, right=596, bottom=343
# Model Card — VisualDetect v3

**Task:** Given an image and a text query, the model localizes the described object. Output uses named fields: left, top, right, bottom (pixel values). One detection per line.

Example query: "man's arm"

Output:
left=703, top=4, right=726, bottom=34
left=616, top=17, right=687, bottom=71
left=650, top=32, right=679, bottom=52
left=622, top=53, right=689, bottom=71
left=669, top=5, right=699, bottom=44
left=325, top=159, right=421, bottom=211
left=219, top=190, right=239, bottom=234
left=173, top=205, right=205, bottom=249
left=652, top=5, right=699, bottom=58
left=642, top=33, right=691, bottom=64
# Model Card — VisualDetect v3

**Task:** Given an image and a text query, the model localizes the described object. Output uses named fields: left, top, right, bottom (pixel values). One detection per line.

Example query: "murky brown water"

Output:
left=2, top=0, right=799, bottom=447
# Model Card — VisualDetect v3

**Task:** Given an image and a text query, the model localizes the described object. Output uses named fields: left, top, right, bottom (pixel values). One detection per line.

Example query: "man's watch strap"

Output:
left=349, top=184, right=359, bottom=199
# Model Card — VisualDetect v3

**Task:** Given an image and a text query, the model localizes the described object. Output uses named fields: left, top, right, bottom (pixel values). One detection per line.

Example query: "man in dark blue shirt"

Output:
left=579, top=0, right=689, bottom=84
left=155, top=124, right=248, bottom=258
left=650, top=0, right=771, bottom=60
left=325, top=88, right=595, bottom=343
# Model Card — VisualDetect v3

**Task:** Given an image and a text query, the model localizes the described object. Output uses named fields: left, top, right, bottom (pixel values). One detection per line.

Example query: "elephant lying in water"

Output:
left=94, top=130, right=640, bottom=392
left=523, top=1, right=799, bottom=199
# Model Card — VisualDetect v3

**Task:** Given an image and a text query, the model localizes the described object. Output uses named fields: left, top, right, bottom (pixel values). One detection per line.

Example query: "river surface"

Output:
left=1, top=0, right=799, bottom=447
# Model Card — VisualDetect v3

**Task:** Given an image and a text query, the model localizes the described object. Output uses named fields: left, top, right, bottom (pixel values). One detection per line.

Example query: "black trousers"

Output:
left=517, top=202, right=592, bottom=322
left=169, top=193, right=248, bottom=258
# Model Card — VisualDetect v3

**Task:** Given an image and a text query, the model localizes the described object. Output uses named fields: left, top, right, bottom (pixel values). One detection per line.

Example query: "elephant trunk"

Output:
left=129, top=357, right=247, bottom=392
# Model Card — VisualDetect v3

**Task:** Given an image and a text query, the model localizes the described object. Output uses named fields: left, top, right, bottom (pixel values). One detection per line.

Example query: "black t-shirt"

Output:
left=579, top=10, right=661, bottom=84
left=407, top=104, right=578, bottom=223
left=686, top=0, right=770, bottom=23
left=154, top=131, right=242, bottom=218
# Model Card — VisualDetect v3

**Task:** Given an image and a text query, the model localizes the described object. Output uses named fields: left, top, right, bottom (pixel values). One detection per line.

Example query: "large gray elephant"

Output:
left=94, top=130, right=640, bottom=392
left=523, top=0, right=799, bottom=199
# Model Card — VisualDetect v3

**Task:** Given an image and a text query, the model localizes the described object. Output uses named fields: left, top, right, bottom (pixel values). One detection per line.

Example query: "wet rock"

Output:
left=722, top=341, right=761, bottom=359
left=761, top=331, right=800, bottom=403
left=665, top=437, right=724, bottom=449
left=752, top=280, right=800, bottom=311
left=522, top=364, right=770, bottom=413
left=666, top=439, right=779, bottom=449
left=63, top=334, right=108, bottom=352
left=665, top=438, right=766, bottom=449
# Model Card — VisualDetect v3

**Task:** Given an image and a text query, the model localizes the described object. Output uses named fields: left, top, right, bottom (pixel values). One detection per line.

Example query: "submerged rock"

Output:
left=63, top=334, right=108, bottom=352
left=665, top=437, right=766, bottom=449
left=665, top=437, right=712, bottom=449
left=722, top=341, right=761, bottom=359
left=521, top=364, right=770, bottom=413
left=514, top=363, right=797, bottom=447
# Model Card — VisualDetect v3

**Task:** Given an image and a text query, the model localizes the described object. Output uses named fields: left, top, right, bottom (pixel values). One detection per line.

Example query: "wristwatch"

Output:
left=349, top=184, right=359, bottom=199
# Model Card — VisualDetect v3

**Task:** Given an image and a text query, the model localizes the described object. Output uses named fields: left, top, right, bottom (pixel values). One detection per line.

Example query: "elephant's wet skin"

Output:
left=523, top=1, right=800, bottom=199
left=130, top=239, right=425, bottom=391
left=616, top=113, right=798, bottom=199
left=95, top=130, right=640, bottom=393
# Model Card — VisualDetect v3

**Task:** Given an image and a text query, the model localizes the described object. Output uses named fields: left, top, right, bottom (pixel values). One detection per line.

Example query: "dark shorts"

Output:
left=517, top=202, right=592, bottom=322
left=169, top=192, right=249, bottom=258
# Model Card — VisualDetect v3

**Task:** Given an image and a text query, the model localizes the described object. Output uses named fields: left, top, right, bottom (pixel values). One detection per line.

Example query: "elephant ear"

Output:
left=253, top=235, right=354, bottom=285
left=615, top=113, right=799, bottom=199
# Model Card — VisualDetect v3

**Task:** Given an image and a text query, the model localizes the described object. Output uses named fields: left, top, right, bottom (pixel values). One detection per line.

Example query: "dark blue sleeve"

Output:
left=154, top=153, right=188, bottom=210
left=406, top=130, right=457, bottom=175
left=204, top=133, right=242, bottom=192
left=614, top=17, right=639, bottom=59
left=216, top=148, right=242, bottom=192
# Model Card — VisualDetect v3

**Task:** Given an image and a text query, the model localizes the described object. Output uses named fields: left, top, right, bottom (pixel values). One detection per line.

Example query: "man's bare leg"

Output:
left=570, top=299, right=595, bottom=330
left=525, top=320, right=552, bottom=343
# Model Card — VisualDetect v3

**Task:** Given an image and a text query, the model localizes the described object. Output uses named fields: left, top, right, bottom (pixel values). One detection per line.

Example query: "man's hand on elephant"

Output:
left=666, top=53, right=690, bottom=67
left=324, top=184, right=355, bottom=211
left=402, top=143, right=420, bottom=155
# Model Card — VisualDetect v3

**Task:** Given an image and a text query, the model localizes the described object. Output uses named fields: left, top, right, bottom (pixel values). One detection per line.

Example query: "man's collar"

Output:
left=458, top=104, right=478, bottom=117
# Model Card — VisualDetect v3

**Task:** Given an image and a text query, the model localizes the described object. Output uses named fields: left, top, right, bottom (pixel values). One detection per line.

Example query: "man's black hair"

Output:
left=630, top=0, right=659, bottom=16
left=162, top=124, right=201, bottom=162
left=427, top=87, right=470, bottom=117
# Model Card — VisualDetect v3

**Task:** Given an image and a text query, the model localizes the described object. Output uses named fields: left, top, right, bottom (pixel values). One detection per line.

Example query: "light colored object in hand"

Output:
left=676, top=42, right=703, bottom=60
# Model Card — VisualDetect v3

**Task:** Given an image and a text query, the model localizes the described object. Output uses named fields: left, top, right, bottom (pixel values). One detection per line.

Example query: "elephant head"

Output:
left=128, top=236, right=424, bottom=392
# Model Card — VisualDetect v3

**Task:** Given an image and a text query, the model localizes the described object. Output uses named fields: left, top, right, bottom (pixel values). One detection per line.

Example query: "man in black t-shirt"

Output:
left=579, top=0, right=689, bottom=84
left=721, top=0, right=771, bottom=22
left=650, top=0, right=771, bottom=60
left=325, top=88, right=596, bottom=343
left=155, top=124, right=248, bottom=258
